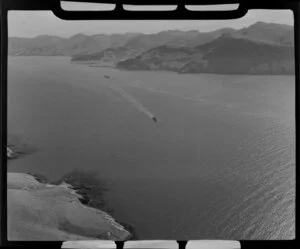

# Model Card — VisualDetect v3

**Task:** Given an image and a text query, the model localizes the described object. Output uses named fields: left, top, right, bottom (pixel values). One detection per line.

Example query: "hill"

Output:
left=9, top=22, right=295, bottom=74
left=9, top=22, right=294, bottom=56
left=117, top=34, right=294, bottom=75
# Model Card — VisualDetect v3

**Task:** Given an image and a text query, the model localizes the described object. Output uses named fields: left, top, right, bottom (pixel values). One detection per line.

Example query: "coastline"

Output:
left=7, top=172, right=132, bottom=241
left=7, top=146, right=133, bottom=240
left=7, top=145, right=25, bottom=160
left=50, top=170, right=138, bottom=240
left=7, top=136, right=37, bottom=160
left=7, top=146, right=14, bottom=159
left=69, top=59, right=295, bottom=76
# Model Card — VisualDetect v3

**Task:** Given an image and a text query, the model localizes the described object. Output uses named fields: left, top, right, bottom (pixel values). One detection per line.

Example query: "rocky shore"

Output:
left=51, top=170, right=138, bottom=239
left=7, top=146, right=16, bottom=159
left=7, top=172, right=132, bottom=240
left=6, top=142, right=36, bottom=160
left=7, top=144, right=136, bottom=240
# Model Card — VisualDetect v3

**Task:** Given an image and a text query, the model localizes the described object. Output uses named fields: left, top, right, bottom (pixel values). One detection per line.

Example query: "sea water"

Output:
left=7, top=56, right=295, bottom=239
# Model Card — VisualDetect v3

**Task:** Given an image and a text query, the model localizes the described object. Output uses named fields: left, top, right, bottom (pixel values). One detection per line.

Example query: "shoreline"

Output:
left=7, top=146, right=24, bottom=160
left=7, top=146, right=15, bottom=159
left=8, top=172, right=132, bottom=240
left=7, top=145, right=134, bottom=240
left=7, top=136, right=37, bottom=160
left=49, top=170, right=138, bottom=240
left=69, top=60, right=295, bottom=76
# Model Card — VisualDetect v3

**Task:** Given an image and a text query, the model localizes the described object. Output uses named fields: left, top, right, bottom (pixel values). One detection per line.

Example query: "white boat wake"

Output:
left=106, top=77, right=159, bottom=125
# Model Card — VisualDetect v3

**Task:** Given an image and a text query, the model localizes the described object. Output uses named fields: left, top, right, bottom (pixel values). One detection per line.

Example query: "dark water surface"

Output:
left=8, top=56, right=295, bottom=239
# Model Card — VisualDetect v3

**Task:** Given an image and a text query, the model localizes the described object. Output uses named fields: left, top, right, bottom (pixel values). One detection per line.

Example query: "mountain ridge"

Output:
left=9, top=22, right=295, bottom=75
left=117, top=35, right=294, bottom=75
left=9, top=21, right=293, bottom=56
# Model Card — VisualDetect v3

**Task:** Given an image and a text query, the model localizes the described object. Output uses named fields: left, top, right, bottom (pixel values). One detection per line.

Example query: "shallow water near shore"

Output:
left=7, top=56, right=295, bottom=239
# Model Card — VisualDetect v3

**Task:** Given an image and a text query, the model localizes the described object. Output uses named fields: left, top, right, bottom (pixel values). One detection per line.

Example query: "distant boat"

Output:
left=104, top=75, right=110, bottom=79
left=151, top=116, right=159, bottom=125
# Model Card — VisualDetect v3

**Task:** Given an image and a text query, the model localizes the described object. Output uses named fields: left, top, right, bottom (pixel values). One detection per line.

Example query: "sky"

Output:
left=8, top=6, right=293, bottom=38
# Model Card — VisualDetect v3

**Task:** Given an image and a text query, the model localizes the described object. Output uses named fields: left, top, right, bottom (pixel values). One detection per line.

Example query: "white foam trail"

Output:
left=109, top=83, right=156, bottom=120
